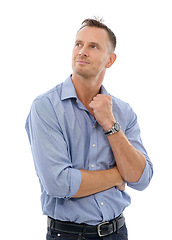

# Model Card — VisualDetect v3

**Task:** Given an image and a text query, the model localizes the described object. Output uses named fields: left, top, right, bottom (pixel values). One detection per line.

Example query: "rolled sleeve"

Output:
left=127, top=161, right=153, bottom=191
left=69, top=168, right=82, bottom=198
left=125, top=105, right=153, bottom=191
left=25, top=97, right=81, bottom=199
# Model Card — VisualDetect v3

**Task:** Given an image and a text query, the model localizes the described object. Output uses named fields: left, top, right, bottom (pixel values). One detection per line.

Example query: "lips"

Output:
left=76, top=59, right=90, bottom=65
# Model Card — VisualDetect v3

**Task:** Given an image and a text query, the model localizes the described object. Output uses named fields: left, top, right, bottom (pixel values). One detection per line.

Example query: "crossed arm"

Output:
left=27, top=96, right=151, bottom=199
left=73, top=94, right=146, bottom=198
left=73, top=166, right=125, bottom=198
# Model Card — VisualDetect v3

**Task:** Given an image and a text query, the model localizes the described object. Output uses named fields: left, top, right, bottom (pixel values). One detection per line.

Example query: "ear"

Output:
left=105, top=53, right=117, bottom=68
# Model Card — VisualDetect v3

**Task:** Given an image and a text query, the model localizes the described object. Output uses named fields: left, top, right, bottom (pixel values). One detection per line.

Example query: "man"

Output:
left=25, top=18, right=153, bottom=240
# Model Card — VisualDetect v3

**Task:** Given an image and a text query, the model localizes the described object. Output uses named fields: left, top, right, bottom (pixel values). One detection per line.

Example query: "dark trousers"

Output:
left=46, top=223, right=128, bottom=240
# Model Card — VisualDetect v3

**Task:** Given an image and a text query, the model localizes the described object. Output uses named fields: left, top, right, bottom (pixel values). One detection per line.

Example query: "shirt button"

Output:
left=93, top=125, right=96, bottom=128
left=91, top=164, right=94, bottom=168
left=76, top=99, right=78, bottom=103
left=100, top=202, right=104, bottom=206
left=92, top=144, right=96, bottom=148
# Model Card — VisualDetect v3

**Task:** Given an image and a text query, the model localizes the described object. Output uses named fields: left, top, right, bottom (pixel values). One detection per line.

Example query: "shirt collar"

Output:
left=61, top=75, right=78, bottom=101
left=100, top=84, right=109, bottom=95
left=61, top=75, right=109, bottom=101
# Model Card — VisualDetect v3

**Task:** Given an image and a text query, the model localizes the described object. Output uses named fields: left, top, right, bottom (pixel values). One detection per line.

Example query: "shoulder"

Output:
left=30, top=83, right=62, bottom=122
left=111, top=95, right=132, bottom=113
left=110, top=95, right=137, bottom=130
left=32, top=81, right=64, bottom=108
left=35, top=82, right=62, bottom=103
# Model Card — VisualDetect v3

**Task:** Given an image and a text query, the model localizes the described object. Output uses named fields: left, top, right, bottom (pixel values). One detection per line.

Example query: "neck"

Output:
left=71, top=72, right=105, bottom=109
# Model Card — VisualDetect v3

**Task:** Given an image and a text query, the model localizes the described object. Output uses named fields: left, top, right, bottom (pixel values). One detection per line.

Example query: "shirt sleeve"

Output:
left=125, top=105, right=153, bottom=191
left=25, top=97, right=81, bottom=199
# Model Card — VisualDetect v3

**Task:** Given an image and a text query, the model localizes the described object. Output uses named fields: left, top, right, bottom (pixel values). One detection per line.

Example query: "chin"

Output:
left=72, top=65, right=98, bottom=79
left=76, top=72, right=90, bottom=79
left=73, top=68, right=88, bottom=79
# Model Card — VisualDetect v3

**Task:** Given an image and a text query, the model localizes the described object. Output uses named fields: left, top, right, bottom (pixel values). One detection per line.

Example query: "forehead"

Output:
left=76, top=26, right=109, bottom=47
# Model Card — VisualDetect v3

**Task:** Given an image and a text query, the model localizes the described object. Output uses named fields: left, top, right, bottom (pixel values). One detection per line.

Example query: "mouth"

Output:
left=76, top=59, right=90, bottom=65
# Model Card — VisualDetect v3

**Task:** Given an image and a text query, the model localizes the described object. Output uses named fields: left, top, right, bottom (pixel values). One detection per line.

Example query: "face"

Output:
left=72, top=26, right=115, bottom=80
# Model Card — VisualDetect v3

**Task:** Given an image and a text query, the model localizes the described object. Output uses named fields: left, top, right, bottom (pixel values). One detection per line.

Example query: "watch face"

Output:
left=114, top=122, right=120, bottom=132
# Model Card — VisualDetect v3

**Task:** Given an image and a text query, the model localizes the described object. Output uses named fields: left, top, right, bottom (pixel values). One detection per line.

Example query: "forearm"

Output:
left=89, top=94, right=147, bottom=184
left=73, top=166, right=124, bottom=198
left=107, top=130, right=146, bottom=182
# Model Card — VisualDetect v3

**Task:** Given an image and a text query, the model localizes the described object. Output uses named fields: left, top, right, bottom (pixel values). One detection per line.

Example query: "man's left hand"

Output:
left=89, top=94, right=115, bottom=131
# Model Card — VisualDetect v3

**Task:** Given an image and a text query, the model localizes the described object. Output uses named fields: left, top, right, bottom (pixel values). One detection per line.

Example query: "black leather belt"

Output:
left=48, top=214, right=125, bottom=237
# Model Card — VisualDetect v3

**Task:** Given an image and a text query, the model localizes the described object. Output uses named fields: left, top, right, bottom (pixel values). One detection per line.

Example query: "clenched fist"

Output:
left=89, top=94, right=116, bottom=131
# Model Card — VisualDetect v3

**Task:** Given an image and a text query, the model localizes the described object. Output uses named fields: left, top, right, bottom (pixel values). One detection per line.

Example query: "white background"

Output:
left=0, top=0, right=172, bottom=239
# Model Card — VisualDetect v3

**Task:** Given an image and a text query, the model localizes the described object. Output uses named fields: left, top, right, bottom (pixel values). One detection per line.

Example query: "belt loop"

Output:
left=116, top=219, right=119, bottom=234
left=50, top=218, right=54, bottom=229
left=48, top=217, right=54, bottom=229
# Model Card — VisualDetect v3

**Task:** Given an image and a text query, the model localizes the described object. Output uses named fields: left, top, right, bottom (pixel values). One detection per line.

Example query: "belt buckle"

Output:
left=97, top=221, right=109, bottom=237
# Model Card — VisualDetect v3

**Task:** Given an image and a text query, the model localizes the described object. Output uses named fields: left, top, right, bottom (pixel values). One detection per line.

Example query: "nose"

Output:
left=79, top=46, right=88, bottom=57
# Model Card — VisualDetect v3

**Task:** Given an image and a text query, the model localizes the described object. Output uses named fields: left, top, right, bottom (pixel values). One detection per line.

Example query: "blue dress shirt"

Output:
left=25, top=75, right=153, bottom=225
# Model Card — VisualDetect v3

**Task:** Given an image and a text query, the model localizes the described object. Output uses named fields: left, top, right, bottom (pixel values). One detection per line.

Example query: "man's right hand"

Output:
left=112, top=166, right=126, bottom=191
left=116, top=180, right=126, bottom=191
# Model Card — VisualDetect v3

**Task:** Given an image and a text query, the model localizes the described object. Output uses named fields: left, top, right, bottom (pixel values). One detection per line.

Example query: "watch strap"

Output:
left=104, top=122, right=120, bottom=136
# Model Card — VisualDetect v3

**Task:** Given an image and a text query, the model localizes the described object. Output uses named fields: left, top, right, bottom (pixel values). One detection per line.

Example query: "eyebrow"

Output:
left=75, top=40, right=102, bottom=49
left=90, top=42, right=101, bottom=48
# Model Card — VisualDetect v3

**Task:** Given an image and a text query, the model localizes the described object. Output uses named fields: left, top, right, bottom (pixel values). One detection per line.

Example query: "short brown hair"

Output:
left=78, top=18, right=117, bottom=52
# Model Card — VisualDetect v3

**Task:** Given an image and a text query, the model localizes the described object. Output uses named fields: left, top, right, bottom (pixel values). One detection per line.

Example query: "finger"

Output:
left=89, top=101, right=94, bottom=108
left=117, top=182, right=126, bottom=191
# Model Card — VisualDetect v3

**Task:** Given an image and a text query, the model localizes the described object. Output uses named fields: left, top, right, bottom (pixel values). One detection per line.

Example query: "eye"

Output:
left=91, top=45, right=97, bottom=49
left=75, top=43, right=82, bottom=47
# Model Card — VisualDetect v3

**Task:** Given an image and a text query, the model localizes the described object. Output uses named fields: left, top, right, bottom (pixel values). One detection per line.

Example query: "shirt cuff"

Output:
left=127, top=161, right=151, bottom=191
left=67, top=168, right=82, bottom=198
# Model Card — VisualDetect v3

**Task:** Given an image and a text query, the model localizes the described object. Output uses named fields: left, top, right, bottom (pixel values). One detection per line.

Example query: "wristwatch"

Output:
left=104, top=122, right=121, bottom=136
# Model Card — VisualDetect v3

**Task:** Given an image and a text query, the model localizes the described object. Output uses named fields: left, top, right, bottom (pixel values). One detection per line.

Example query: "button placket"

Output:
left=89, top=119, right=97, bottom=170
